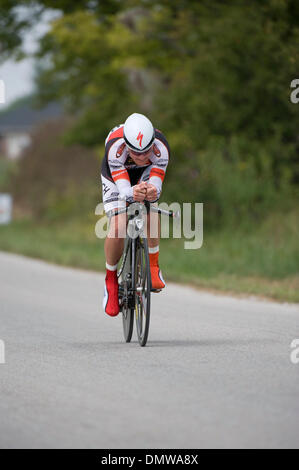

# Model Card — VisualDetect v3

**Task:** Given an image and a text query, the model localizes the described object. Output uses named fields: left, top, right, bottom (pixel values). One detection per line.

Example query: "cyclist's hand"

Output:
left=133, top=182, right=147, bottom=202
left=146, top=184, right=158, bottom=201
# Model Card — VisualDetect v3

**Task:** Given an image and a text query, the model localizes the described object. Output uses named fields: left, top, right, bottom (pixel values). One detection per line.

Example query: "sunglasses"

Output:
left=129, top=146, right=153, bottom=157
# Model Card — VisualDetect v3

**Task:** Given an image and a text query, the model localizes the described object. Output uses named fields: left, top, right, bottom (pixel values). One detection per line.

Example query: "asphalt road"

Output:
left=0, top=251, right=298, bottom=449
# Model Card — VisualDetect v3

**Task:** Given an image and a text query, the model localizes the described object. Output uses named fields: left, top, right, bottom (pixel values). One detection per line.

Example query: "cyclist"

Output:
left=101, top=113, right=170, bottom=316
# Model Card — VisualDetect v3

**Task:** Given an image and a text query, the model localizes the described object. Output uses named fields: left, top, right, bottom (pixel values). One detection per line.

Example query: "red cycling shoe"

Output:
left=149, top=251, right=166, bottom=290
left=103, top=269, right=119, bottom=317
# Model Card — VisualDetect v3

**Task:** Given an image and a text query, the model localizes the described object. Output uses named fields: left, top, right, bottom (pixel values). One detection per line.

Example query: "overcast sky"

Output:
left=0, top=9, right=60, bottom=108
left=0, top=58, right=34, bottom=106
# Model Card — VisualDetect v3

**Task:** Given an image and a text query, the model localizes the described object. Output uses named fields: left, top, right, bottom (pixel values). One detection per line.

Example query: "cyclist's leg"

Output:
left=101, top=175, right=127, bottom=315
left=105, top=214, right=126, bottom=266
left=147, top=211, right=165, bottom=289
left=101, top=175, right=127, bottom=265
left=147, top=206, right=160, bottom=247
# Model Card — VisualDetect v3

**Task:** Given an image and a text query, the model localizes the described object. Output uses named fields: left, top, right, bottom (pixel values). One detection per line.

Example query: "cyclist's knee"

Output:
left=147, top=212, right=159, bottom=239
left=108, top=213, right=127, bottom=239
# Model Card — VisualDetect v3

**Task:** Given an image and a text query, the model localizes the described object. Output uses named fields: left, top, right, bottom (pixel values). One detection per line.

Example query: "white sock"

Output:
left=148, top=246, right=159, bottom=254
left=106, top=262, right=118, bottom=271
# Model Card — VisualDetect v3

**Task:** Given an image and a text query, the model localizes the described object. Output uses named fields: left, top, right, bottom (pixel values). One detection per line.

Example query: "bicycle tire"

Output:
left=118, top=237, right=134, bottom=343
left=134, top=236, right=151, bottom=347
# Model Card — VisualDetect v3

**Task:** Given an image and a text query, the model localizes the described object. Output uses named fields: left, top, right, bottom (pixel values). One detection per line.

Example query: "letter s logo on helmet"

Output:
left=124, top=113, right=154, bottom=153
left=137, top=131, right=143, bottom=148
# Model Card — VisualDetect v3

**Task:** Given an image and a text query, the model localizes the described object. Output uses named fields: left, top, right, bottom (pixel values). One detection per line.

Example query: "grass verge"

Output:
left=0, top=211, right=298, bottom=303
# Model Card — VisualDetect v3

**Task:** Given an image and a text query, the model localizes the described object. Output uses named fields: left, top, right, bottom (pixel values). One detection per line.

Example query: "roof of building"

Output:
left=0, top=98, right=63, bottom=134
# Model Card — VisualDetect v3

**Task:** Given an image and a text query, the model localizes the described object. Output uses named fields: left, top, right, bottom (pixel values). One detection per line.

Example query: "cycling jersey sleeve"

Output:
left=106, top=138, right=134, bottom=202
left=148, top=136, right=170, bottom=199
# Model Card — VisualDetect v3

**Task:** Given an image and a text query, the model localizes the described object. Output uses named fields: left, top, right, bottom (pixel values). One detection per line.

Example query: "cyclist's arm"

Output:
left=107, top=140, right=134, bottom=202
left=111, top=166, right=133, bottom=201
left=148, top=138, right=169, bottom=200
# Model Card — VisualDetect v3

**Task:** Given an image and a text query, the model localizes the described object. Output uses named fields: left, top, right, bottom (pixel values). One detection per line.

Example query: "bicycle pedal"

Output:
left=151, top=288, right=162, bottom=293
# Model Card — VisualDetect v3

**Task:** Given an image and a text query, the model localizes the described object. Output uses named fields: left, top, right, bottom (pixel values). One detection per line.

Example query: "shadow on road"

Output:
left=70, top=337, right=277, bottom=350
left=145, top=338, right=277, bottom=348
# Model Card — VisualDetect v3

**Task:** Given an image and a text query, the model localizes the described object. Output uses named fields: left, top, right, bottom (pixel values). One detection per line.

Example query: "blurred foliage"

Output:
left=1, top=0, right=299, bottom=228
left=0, top=158, right=17, bottom=190
left=10, top=118, right=99, bottom=221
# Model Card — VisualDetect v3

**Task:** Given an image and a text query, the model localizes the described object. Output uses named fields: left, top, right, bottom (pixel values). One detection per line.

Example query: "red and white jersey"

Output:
left=102, top=124, right=170, bottom=201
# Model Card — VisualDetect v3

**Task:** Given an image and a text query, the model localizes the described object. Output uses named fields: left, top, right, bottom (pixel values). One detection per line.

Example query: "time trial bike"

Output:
left=107, top=201, right=178, bottom=347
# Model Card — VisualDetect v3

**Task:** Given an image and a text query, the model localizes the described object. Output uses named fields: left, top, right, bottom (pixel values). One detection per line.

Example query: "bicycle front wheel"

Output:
left=118, top=237, right=134, bottom=343
left=134, top=236, right=151, bottom=347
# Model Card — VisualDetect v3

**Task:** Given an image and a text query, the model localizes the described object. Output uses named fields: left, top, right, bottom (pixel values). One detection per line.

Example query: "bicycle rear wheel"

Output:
left=134, top=236, right=151, bottom=347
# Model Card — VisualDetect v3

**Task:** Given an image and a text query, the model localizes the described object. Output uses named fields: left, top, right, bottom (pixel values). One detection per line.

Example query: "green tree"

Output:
left=1, top=0, right=298, bottom=225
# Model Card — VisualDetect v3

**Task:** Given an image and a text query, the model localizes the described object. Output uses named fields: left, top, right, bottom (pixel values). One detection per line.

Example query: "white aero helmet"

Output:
left=123, top=113, right=155, bottom=152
